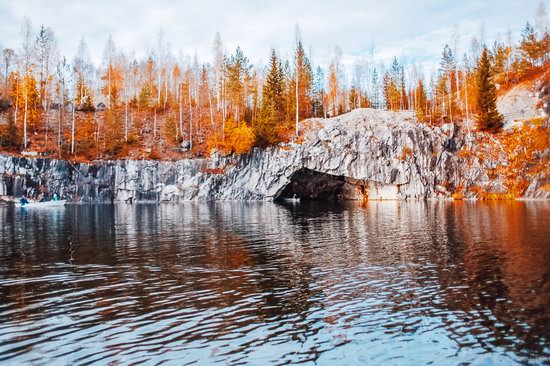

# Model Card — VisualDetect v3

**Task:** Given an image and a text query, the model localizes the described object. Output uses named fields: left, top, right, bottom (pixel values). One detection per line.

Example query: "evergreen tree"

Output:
left=311, top=66, right=325, bottom=117
left=0, top=113, right=20, bottom=148
left=414, top=79, right=428, bottom=120
left=292, top=40, right=313, bottom=129
left=225, top=47, right=252, bottom=122
left=139, top=84, right=152, bottom=110
left=476, top=47, right=504, bottom=133
left=519, top=22, right=543, bottom=66
left=257, top=50, right=285, bottom=144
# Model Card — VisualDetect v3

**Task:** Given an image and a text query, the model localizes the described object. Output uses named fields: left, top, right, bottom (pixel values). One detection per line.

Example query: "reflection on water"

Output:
left=0, top=201, right=549, bottom=365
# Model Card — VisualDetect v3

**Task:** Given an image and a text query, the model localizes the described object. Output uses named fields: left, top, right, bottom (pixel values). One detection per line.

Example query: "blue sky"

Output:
left=0, top=0, right=546, bottom=73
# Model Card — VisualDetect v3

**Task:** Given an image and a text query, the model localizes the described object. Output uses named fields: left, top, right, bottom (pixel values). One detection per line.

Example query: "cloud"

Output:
left=0, top=0, right=544, bottom=76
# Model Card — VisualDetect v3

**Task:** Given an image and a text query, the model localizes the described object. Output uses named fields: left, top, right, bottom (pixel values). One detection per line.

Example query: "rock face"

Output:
left=0, top=109, right=548, bottom=202
left=497, top=82, right=547, bottom=128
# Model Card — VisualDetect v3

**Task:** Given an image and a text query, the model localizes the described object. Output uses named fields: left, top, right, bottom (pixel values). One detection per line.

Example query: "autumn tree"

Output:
left=2, top=48, right=16, bottom=98
left=257, top=49, right=285, bottom=144
left=101, top=36, right=118, bottom=109
left=73, top=37, right=94, bottom=108
left=476, top=47, right=504, bottom=133
left=439, top=45, right=457, bottom=121
left=311, top=66, right=325, bottom=117
left=383, top=58, right=401, bottom=111
left=19, top=17, right=36, bottom=149
left=291, top=27, right=313, bottom=135
left=328, top=63, right=338, bottom=116
left=413, top=79, right=428, bottom=121
left=0, top=114, right=20, bottom=148
left=490, top=41, right=512, bottom=85
left=35, top=25, right=56, bottom=111
left=519, top=22, right=544, bottom=67
left=225, top=47, right=251, bottom=123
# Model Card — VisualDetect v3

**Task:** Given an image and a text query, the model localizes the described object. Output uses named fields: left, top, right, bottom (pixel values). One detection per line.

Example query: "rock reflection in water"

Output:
left=0, top=201, right=548, bottom=365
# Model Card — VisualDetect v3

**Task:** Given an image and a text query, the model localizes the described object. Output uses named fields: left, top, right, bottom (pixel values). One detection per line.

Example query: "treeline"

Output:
left=0, top=3, right=549, bottom=160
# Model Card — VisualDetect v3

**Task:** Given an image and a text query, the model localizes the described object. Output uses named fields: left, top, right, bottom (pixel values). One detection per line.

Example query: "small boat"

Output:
left=281, top=197, right=301, bottom=203
left=15, top=200, right=67, bottom=208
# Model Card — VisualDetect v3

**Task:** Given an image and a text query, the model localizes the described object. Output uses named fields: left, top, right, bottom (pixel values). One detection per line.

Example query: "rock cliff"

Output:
left=0, top=109, right=548, bottom=202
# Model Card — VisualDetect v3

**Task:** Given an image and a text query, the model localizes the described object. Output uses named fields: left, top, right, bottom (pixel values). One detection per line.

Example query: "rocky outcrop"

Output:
left=0, top=109, right=548, bottom=202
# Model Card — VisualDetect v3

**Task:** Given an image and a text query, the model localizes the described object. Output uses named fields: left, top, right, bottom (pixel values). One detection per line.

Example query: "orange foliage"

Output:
left=206, top=119, right=256, bottom=155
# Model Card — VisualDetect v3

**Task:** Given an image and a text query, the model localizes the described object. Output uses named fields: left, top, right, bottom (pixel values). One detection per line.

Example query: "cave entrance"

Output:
left=276, top=168, right=368, bottom=201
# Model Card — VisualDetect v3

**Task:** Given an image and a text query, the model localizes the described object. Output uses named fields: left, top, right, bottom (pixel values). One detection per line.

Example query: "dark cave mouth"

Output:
left=275, top=168, right=369, bottom=201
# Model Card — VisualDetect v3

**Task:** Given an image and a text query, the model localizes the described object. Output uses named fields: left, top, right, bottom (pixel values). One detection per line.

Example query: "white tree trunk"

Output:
left=23, top=89, right=28, bottom=149
left=71, top=102, right=75, bottom=154
left=295, top=70, right=299, bottom=136
left=125, top=98, right=128, bottom=142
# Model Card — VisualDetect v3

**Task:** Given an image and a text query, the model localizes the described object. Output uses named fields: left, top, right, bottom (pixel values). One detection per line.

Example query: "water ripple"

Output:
left=0, top=201, right=549, bottom=365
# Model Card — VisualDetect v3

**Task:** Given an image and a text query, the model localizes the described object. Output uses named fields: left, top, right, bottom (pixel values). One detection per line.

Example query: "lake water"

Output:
left=0, top=201, right=549, bottom=365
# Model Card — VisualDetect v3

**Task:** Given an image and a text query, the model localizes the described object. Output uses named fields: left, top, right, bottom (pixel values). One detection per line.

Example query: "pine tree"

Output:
left=225, top=47, right=251, bottom=123
left=0, top=113, right=20, bottom=148
left=519, top=22, right=543, bottom=67
left=257, top=50, right=284, bottom=144
left=311, top=66, right=325, bottom=117
left=139, top=84, right=152, bottom=110
left=292, top=39, right=313, bottom=133
left=414, top=79, right=428, bottom=120
left=476, top=47, right=504, bottom=133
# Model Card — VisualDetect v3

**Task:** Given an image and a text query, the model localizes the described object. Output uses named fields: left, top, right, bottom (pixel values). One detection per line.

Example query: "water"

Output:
left=0, top=201, right=549, bottom=365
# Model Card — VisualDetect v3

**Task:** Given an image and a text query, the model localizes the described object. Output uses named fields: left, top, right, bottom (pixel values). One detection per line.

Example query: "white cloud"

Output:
left=0, top=0, right=544, bottom=76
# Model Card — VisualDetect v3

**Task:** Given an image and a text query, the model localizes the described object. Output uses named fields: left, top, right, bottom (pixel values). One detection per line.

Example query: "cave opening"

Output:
left=276, top=168, right=368, bottom=201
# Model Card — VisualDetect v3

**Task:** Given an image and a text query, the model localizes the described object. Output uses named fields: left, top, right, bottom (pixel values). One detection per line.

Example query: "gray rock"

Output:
left=0, top=108, right=548, bottom=202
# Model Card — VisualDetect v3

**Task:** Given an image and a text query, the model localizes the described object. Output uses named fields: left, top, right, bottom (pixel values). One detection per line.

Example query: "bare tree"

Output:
left=55, top=57, right=70, bottom=155
left=73, top=37, right=94, bottom=107
left=535, top=0, right=548, bottom=36
left=2, top=48, right=16, bottom=97
left=102, top=35, right=116, bottom=109
left=20, top=17, right=35, bottom=149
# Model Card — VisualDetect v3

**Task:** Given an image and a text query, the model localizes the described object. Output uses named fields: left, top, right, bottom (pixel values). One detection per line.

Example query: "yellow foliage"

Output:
left=206, top=119, right=256, bottom=155
left=497, top=122, right=550, bottom=196
left=229, top=122, right=256, bottom=154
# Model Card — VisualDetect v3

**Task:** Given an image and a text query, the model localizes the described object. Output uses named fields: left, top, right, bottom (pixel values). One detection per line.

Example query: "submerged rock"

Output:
left=0, top=108, right=548, bottom=202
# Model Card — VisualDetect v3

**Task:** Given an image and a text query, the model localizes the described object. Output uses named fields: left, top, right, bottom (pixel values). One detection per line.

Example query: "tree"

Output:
left=519, top=22, right=543, bottom=67
left=229, top=122, right=255, bottom=154
left=476, top=47, right=504, bottom=133
left=101, top=36, right=117, bottom=109
left=55, top=56, right=70, bottom=154
left=212, top=32, right=225, bottom=118
left=139, top=84, right=152, bottom=110
left=491, top=41, right=512, bottom=85
left=328, top=62, right=338, bottom=116
left=311, top=66, right=325, bottom=117
left=257, top=49, right=285, bottom=144
left=383, top=58, right=401, bottom=111
left=225, top=47, right=251, bottom=123
left=535, top=0, right=548, bottom=36
left=292, top=26, right=313, bottom=136
left=440, top=45, right=456, bottom=121
left=2, top=48, right=15, bottom=97
left=36, top=25, right=56, bottom=110
left=73, top=37, right=94, bottom=107
left=371, top=68, right=380, bottom=109
left=19, top=17, right=35, bottom=149
left=414, top=79, right=428, bottom=121
left=0, top=114, right=20, bottom=148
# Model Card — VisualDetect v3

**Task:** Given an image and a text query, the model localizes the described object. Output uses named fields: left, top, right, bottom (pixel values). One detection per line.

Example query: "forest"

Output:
left=0, top=3, right=549, bottom=161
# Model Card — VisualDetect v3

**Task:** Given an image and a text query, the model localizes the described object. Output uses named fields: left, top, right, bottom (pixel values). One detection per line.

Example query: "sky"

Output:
left=0, top=0, right=546, bottom=74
